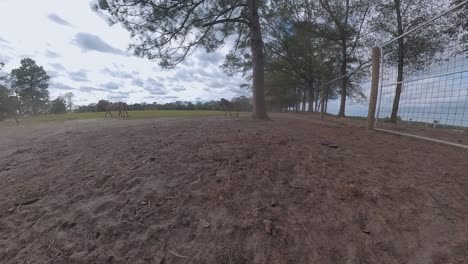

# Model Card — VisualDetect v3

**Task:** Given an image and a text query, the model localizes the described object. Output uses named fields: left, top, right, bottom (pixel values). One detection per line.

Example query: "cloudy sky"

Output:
left=0, top=0, right=248, bottom=106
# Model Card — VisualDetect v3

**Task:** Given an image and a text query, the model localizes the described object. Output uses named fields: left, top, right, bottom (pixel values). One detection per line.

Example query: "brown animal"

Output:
left=105, top=102, right=129, bottom=118
left=118, top=102, right=129, bottom=118
left=220, top=98, right=238, bottom=117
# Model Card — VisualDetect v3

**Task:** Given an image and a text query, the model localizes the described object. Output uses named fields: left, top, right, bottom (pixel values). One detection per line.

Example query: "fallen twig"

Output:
left=287, top=182, right=312, bottom=192
left=15, top=197, right=41, bottom=206
left=191, top=175, right=201, bottom=185
left=301, top=223, right=317, bottom=247
left=168, top=249, right=188, bottom=258
left=241, top=253, right=252, bottom=262
left=14, top=197, right=41, bottom=213
left=135, top=221, right=149, bottom=228
left=130, top=164, right=141, bottom=170
left=320, top=141, right=339, bottom=149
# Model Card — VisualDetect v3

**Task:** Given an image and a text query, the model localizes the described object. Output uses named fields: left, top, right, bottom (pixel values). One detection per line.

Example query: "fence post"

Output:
left=367, top=47, right=381, bottom=130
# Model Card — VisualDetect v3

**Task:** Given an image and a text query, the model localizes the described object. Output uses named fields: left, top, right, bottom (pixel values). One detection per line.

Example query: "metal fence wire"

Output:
left=376, top=2, right=468, bottom=135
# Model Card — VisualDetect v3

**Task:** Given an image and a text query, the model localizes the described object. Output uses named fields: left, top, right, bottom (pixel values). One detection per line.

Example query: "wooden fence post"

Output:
left=367, top=47, right=381, bottom=130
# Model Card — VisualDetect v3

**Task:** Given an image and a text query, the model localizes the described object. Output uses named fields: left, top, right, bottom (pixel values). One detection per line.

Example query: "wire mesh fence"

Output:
left=373, top=2, right=468, bottom=147
left=378, top=36, right=468, bottom=129
left=319, top=62, right=373, bottom=118
left=318, top=1, right=468, bottom=147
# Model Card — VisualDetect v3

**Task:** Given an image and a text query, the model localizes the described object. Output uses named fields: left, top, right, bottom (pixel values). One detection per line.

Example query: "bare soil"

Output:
left=0, top=114, right=467, bottom=264
left=376, top=122, right=468, bottom=147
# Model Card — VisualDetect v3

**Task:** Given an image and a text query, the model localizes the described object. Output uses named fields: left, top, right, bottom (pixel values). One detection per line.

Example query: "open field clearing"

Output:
left=1, top=0, right=467, bottom=263
left=0, top=110, right=238, bottom=127
left=0, top=114, right=467, bottom=264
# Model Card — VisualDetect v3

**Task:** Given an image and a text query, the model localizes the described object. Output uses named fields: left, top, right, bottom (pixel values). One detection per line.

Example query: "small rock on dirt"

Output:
left=263, top=219, right=272, bottom=235
left=200, top=219, right=210, bottom=228
left=270, top=200, right=278, bottom=207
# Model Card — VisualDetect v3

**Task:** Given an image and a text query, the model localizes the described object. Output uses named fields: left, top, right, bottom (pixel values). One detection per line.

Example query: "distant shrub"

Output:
left=51, top=97, right=67, bottom=114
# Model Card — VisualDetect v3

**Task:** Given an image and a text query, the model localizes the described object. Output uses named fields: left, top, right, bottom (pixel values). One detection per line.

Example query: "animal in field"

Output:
left=117, top=102, right=129, bottom=118
left=220, top=98, right=238, bottom=117
left=105, top=102, right=129, bottom=118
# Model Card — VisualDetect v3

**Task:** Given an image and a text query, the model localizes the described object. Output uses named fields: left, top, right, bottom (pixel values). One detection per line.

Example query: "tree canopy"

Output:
left=9, top=58, right=50, bottom=115
left=64, top=92, right=75, bottom=112
left=0, top=84, right=17, bottom=120
left=51, top=96, right=67, bottom=114
left=95, top=0, right=268, bottom=119
left=86, top=0, right=467, bottom=119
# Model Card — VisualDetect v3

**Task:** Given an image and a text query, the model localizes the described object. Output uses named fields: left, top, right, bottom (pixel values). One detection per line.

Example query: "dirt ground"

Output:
left=0, top=114, right=467, bottom=264
left=375, top=122, right=468, bottom=147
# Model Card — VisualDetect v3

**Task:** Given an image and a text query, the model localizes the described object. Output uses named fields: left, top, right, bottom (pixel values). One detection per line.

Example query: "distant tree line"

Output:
left=0, top=58, right=254, bottom=121
left=76, top=96, right=253, bottom=113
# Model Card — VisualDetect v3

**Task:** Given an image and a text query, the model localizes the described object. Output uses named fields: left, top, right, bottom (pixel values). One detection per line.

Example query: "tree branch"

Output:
left=202, top=18, right=250, bottom=27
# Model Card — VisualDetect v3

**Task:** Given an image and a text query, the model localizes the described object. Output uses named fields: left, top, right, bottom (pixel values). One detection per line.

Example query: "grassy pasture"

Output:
left=0, top=110, right=243, bottom=126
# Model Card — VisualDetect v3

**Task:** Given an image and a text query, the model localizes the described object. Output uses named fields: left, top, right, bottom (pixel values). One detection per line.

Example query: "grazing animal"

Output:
left=104, top=103, right=114, bottom=118
left=105, top=102, right=129, bottom=118
left=220, top=98, right=238, bottom=117
left=118, top=102, right=129, bottom=118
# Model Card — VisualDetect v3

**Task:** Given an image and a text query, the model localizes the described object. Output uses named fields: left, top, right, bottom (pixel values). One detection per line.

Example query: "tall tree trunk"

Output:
left=32, top=95, right=38, bottom=115
left=308, top=84, right=314, bottom=112
left=315, top=85, right=320, bottom=112
left=302, top=88, right=307, bottom=112
left=337, top=42, right=348, bottom=117
left=315, top=95, right=320, bottom=112
left=15, top=93, right=21, bottom=124
left=247, top=0, right=268, bottom=120
left=15, top=92, right=22, bottom=116
left=390, top=52, right=404, bottom=122
left=325, top=90, right=329, bottom=113
left=390, top=0, right=404, bottom=123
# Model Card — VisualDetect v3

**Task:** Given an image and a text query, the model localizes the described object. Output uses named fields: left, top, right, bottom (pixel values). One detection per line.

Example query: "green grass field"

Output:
left=0, top=110, right=245, bottom=127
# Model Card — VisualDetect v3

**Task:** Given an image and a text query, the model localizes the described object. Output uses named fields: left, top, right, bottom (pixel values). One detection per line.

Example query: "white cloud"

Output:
left=45, top=50, right=62, bottom=58
left=101, top=81, right=120, bottom=90
left=73, top=32, right=127, bottom=56
left=0, top=0, right=248, bottom=105
left=68, top=70, right=89, bottom=82
left=47, top=13, right=72, bottom=27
